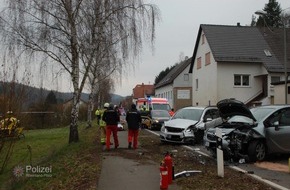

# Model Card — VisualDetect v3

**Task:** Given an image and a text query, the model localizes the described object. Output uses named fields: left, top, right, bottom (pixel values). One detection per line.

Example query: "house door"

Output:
left=262, top=75, right=268, bottom=97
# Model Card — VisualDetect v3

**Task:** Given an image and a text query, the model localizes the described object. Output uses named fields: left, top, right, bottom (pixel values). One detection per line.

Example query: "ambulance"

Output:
left=136, top=97, right=171, bottom=111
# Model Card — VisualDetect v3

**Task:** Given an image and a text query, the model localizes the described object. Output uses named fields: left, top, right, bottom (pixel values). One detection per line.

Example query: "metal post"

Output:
left=284, top=25, right=288, bottom=104
left=216, top=128, right=224, bottom=178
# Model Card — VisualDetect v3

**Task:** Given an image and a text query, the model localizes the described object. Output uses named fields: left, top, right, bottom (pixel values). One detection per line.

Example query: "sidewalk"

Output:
left=97, top=130, right=181, bottom=190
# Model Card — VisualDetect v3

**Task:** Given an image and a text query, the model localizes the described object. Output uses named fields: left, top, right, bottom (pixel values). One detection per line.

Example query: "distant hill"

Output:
left=0, top=82, right=125, bottom=105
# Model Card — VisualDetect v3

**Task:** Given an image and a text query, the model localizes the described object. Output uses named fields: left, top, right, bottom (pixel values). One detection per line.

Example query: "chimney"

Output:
left=237, top=22, right=241, bottom=27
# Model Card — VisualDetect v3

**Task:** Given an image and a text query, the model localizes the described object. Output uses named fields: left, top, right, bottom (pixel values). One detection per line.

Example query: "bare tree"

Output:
left=79, top=0, right=160, bottom=128
left=0, top=0, right=160, bottom=143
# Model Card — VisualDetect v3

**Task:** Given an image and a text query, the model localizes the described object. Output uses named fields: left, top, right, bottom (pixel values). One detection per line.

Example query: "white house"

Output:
left=271, top=81, right=290, bottom=104
left=155, top=58, right=192, bottom=110
left=189, top=24, right=290, bottom=106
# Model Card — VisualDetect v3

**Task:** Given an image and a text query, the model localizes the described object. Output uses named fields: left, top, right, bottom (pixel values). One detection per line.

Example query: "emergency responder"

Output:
left=126, top=104, right=142, bottom=149
left=96, top=103, right=109, bottom=145
left=114, top=105, right=121, bottom=116
left=102, top=104, right=120, bottom=150
left=169, top=108, right=175, bottom=117
left=0, top=111, right=18, bottom=135
left=95, top=108, right=101, bottom=126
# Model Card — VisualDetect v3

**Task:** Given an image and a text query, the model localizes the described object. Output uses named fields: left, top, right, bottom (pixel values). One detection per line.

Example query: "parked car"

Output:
left=160, top=106, right=219, bottom=145
left=203, top=98, right=290, bottom=162
left=149, top=110, right=171, bottom=130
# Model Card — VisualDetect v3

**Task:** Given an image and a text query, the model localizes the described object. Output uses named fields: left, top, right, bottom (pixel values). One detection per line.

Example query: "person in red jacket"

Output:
left=169, top=108, right=175, bottom=117
left=102, top=104, right=120, bottom=151
left=126, top=104, right=142, bottom=149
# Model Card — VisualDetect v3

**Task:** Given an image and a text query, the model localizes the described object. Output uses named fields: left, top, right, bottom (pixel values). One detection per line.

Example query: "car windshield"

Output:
left=151, top=110, right=170, bottom=118
left=152, top=104, right=171, bottom=111
left=172, top=108, right=203, bottom=121
left=250, top=107, right=276, bottom=122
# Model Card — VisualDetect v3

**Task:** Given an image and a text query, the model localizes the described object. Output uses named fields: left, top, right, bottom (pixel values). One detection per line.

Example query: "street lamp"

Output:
left=255, top=9, right=290, bottom=104
left=255, top=10, right=267, bottom=34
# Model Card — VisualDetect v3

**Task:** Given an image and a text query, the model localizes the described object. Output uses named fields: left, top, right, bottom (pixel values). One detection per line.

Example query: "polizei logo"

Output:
left=13, top=165, right=52, bottom=178
left=13, top=165, right=24, bottom=177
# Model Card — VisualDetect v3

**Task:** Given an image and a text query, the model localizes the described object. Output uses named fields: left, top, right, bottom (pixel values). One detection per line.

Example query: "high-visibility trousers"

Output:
left=100, top=126, right=106, bottom=144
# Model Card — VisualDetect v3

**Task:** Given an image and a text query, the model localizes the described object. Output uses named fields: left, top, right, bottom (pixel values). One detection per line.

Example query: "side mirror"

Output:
left=273, top=121, right=279, bottom=131
left=204, top=118, right=213, bottom=122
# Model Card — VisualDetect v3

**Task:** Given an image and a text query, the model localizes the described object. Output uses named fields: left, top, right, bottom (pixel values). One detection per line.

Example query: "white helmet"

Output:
left=104, top=103, right=110, bottom=108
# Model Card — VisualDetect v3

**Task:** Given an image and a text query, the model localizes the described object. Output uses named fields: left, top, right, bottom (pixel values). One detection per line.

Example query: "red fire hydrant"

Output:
left=160, top=161, right=168, bottom=190
left=164, top=152, right=173, bottom=184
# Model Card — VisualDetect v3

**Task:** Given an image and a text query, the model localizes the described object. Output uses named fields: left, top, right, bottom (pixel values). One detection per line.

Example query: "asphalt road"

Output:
left=148, top=129, right=290, bottom=190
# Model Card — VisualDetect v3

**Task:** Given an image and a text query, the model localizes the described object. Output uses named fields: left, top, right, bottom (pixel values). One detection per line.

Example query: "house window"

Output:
left=196, top=79, right=198, bottom=91
left=184, top=74, right=189, bottom=81
left=197, top=57, right=201, bottom=69
left=271, top=76, right=280, bottom=83
left=234, top=75, right=250, bottom=86
left=264, top=49, right=272, bottom=57
left=205, top=52, right=211, bottom=66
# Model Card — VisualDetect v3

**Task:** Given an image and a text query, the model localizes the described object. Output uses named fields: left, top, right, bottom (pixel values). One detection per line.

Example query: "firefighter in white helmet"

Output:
left=95, top=103, right=110, bottom=145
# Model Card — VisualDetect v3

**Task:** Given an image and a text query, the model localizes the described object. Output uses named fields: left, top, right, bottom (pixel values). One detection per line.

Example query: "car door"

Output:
left=265, top=108, right=290, bottom=153
left=200, top=108, right=219, bottom=129
left=205, top=109, right=219, bottom=121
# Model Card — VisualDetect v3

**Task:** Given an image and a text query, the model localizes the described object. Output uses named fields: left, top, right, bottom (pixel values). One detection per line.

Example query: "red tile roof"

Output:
left=133, top=83, right=155, bottom=99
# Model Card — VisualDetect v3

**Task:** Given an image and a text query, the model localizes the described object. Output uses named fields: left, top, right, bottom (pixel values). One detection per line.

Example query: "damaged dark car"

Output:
left=204, top=99, right=290, bottom=162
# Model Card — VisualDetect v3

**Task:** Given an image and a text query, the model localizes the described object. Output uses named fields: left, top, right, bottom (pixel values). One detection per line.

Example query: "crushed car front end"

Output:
left=160, top=119, right=198, bottom=145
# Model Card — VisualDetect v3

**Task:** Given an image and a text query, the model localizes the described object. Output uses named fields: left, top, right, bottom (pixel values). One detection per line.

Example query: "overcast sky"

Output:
left=114, top=0, right=290, bottom=96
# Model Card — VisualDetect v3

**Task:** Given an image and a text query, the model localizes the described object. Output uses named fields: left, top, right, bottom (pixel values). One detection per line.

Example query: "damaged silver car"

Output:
left=160, top=106, right=219, bottom=145
left=204, top=99, right=290, bottom=162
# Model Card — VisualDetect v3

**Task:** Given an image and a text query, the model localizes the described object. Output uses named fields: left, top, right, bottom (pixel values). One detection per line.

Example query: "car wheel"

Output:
left=247, top=140, right=266, bottom=162
left=189, top=139, right=195, bottom=146
left=142, top=124, right=147, bottom=129
left=194, top=130, right=204, bottom=144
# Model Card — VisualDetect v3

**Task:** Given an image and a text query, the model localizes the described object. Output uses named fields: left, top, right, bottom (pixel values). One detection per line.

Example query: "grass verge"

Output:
left=0, top=123, right=101, bottom=190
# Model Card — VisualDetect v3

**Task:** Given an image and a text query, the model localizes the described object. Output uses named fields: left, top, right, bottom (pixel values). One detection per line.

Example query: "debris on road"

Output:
left=174, top=170, right=202, bottom=179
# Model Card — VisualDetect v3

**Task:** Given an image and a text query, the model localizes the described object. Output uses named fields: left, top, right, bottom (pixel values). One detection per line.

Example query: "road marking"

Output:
left=229, top=166, right=290, bottom=190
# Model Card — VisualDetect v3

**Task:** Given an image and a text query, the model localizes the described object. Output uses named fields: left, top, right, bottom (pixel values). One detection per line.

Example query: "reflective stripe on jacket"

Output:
left=98, top=109, right=106, bottom=127
left=126, top=108, right=142, bottom=130
left=102, top=109, right=120, bottom=125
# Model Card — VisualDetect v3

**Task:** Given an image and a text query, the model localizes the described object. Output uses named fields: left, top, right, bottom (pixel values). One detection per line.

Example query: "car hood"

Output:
left=164, top=118, right=198, bottom=129
left=152, top=116, right=170, bottom=121
left=217, top=99, right=256, bottom=122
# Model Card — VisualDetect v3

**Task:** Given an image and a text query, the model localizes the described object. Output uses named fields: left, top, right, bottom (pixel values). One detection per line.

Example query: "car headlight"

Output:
left=185, top=125, right=196, bottom=133
left=185, top=128, right=192, bottom=133
left=154, top=120, right=159, bottom=123
left=161, top=125, right=165, bottom=132
left=186, top=125, right=197, bottom=132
